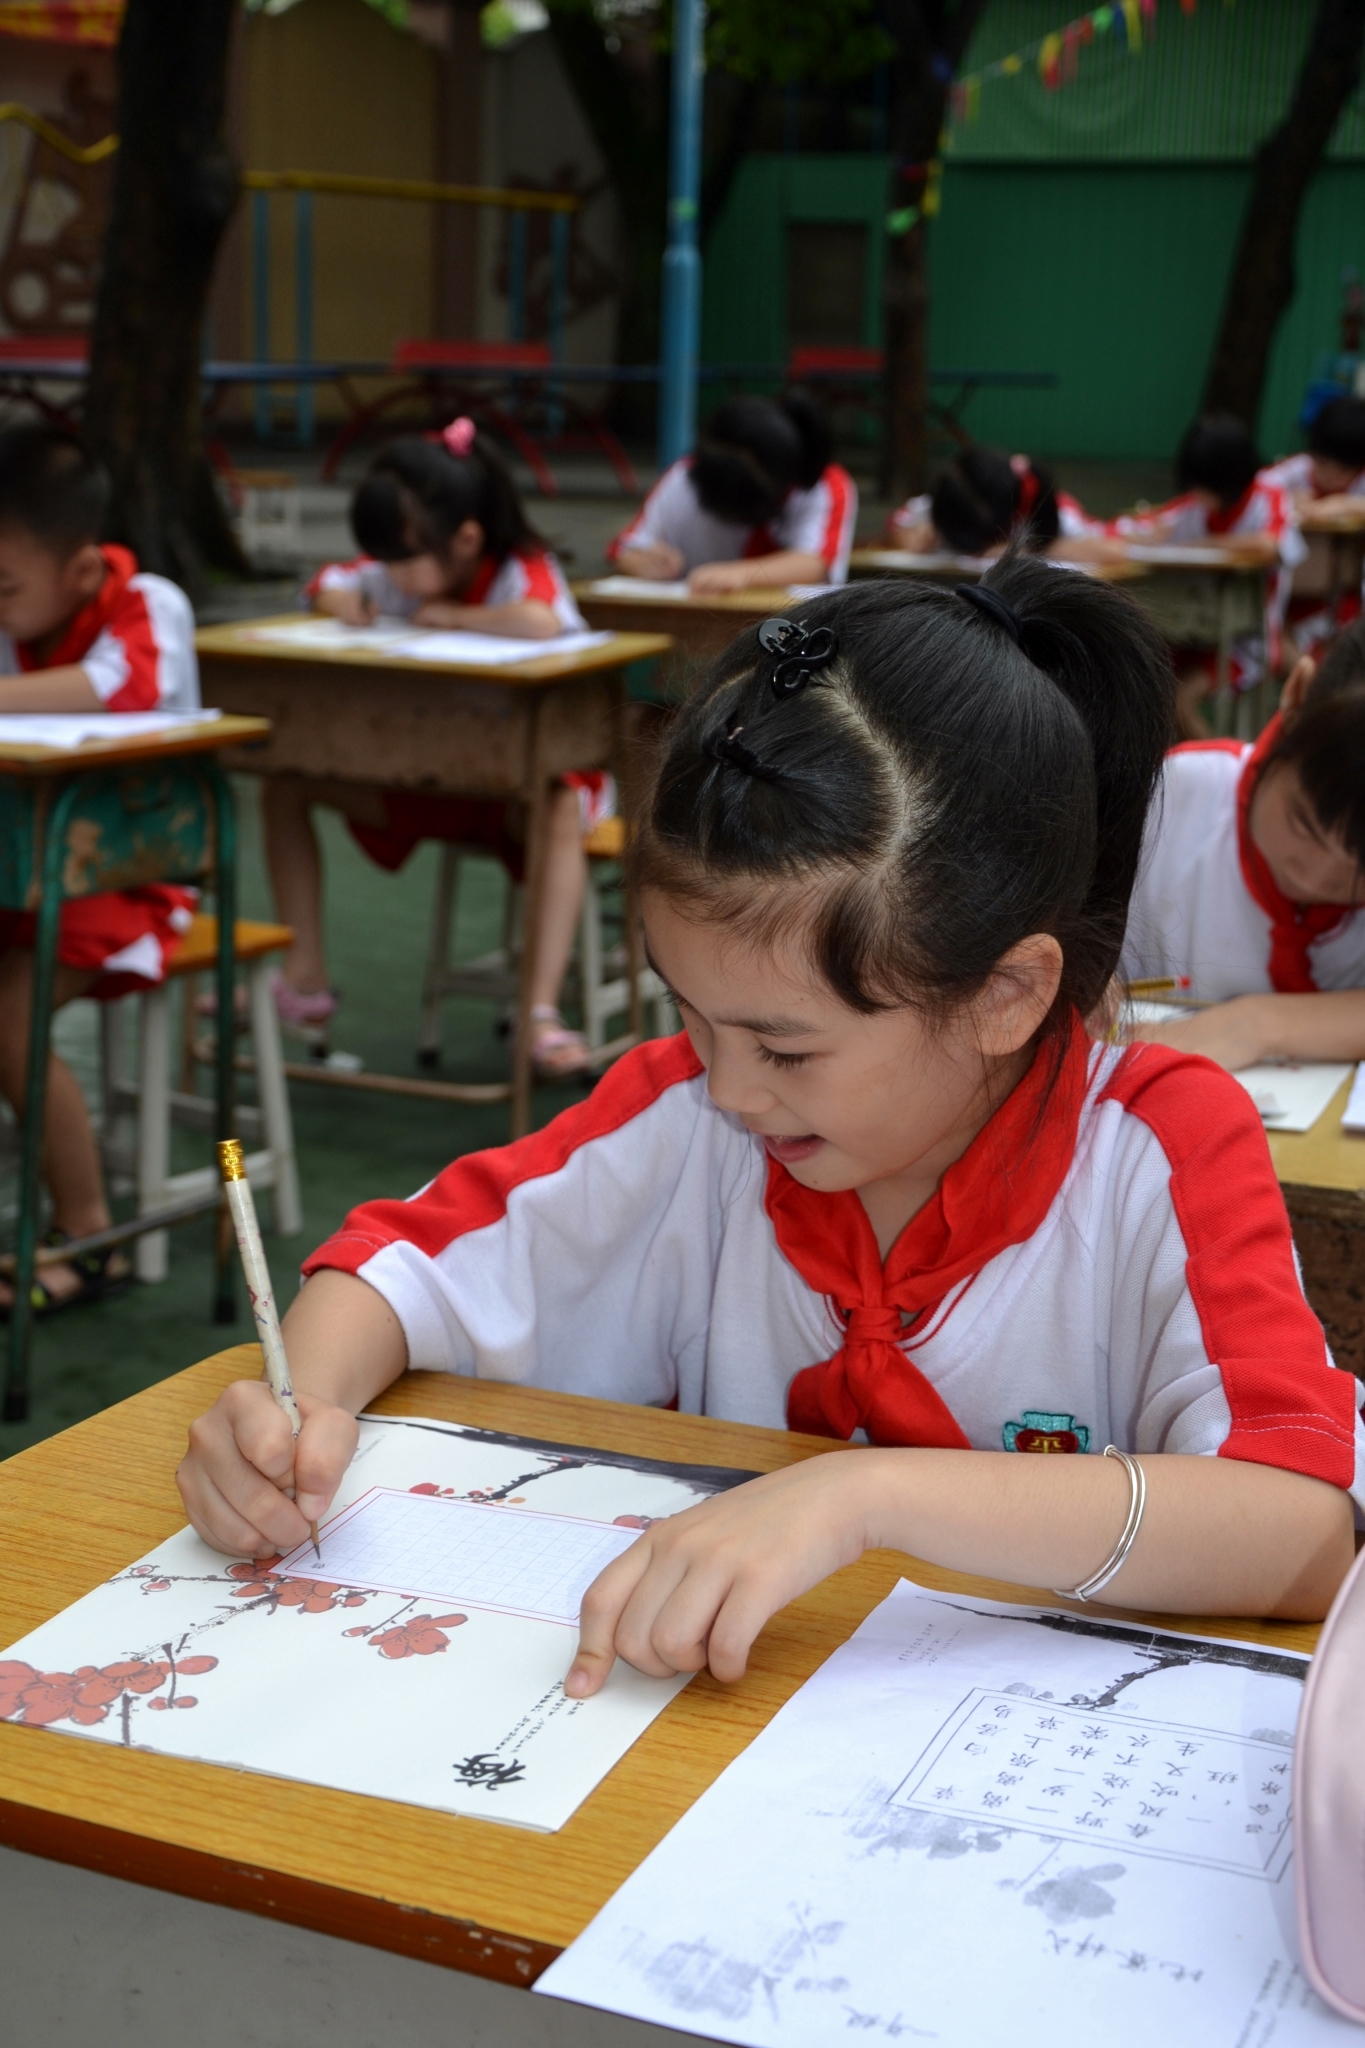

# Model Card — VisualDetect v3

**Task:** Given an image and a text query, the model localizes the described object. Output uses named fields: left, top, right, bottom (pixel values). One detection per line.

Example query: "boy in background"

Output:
left=0, top=422, right=199, bottom=1312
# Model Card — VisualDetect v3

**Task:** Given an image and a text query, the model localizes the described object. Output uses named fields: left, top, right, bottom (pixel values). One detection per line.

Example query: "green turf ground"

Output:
left=0, top=777, right=594, bottom=1459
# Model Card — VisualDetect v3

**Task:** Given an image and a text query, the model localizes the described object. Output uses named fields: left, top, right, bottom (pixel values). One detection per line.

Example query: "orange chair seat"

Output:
left=583, top=816, right=625, bottom=861
left=166, top=915, right=294, bottom=978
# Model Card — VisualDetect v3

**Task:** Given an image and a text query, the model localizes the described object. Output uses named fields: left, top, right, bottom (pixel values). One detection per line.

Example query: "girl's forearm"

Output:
left=859, top=1447, right=1353, bottom=1619
left=0, top=665, right=103, bottom=711
left=735, top=549, right=828, bottom=586
left=1238, top=990, right=1365, bottom=1062
left=417, top=600, right=561, bottom=638
left=279, top=1269, right=409, bottom=1413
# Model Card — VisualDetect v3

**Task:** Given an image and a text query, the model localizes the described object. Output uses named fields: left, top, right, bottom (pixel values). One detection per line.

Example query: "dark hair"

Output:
left=635, top=558, right=1176, bottom=1040
left=1265, top=619, right=1365, bottom=865
left=691, top=393, right=831, bottom=527
left=0, top=422, right=108, bottom=556
left=1307, top=396, right=1365, bottom=474
left=351, top=431, right=539, bottom=565
left=1175, top=415, right=1262, bottom=506
left=930, top=447, right=1061, bottom=556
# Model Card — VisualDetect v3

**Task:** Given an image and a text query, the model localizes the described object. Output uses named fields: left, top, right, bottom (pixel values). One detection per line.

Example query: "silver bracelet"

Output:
left=1054, top=1445, right=1147, bottom=1602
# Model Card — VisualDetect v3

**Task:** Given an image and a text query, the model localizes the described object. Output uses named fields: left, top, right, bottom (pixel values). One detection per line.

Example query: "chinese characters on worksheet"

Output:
left=892, top=1689, right=1292, bottom=1877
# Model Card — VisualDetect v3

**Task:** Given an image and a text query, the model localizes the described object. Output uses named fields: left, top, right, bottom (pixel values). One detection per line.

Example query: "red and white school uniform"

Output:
left=1121, top=715, right=1365, bottom=1000
left=1262, top=453, right=1365, bottom=656
left=307, top=549, right=608, bottom=877
left=608, top=459, right=858, bottom=584
left=1112, top=472, right=1306, bottom=686
left=304, top=1018, right=1365, bottom=1506
left=884, top=463, right=1095, bottom=553
left=0, top=544, right=198, bottom=997
left=308, top=547, right=587, bottom=636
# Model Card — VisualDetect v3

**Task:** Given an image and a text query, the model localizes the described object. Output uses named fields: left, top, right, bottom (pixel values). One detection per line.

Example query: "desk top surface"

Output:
left=0, top=1351, right=1318, bottom=1982
left=1299, top=502, right=1365, bottom=535
left=573, top=581, right=812, bottom=614
left=1269, top=1072, right=1365, bottom=1196
left=847, top=547, right=1148, bottom=583
left=195, top=616, right=672, bottom=685
left=0, top=714, right=270, bottom=775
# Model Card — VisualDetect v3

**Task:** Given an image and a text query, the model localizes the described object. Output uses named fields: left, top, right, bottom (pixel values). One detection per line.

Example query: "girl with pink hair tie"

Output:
left=271, top=421, right=610, bottom=1080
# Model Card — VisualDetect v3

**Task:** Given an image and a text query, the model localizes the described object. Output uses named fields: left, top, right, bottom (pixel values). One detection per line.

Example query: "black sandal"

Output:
left=0, top=1228, right=132, bottom=1321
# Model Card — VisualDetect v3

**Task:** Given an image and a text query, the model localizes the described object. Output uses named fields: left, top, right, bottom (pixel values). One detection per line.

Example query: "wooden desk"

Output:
left=847, top=546, right=1146, bottom=586
left=194, top=620, right=672, bottom=1136
left=0, top=1349, right=1318, bottom=1990
left=1269, top=1074, right=1365, bottom=1380
left=571, top=581, right=806, bottom=685
left=0, top=716, right=271, bottom=1422
left=1294, top=501, right=1365, bottom=637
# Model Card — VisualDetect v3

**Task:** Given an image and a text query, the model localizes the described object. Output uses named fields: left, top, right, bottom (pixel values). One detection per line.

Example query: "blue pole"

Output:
left=252, top=189, right=271, bottom=444
left=657, top=0, right=705, bottom=468
left=294, top=189, right=314, bottom=448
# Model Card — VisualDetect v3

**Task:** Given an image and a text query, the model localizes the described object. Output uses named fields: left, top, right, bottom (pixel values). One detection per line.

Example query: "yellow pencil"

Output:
left=1124, top=975, right=1193, bottom=997
left=217, top=1139, right=320, bottom=1560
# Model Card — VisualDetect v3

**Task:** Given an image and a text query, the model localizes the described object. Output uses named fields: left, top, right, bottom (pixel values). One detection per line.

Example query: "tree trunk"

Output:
left=85, top=0, right=246, bottom=595
left=881, top=0, right=988, bottom=499
left=1203, top=0, right=1365, bottom=424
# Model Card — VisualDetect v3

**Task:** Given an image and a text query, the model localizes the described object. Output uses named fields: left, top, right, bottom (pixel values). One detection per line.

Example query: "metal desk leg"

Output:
left=206, top=764, right=238, bottom=1324
left=511, top=694, right=549, bottom=1140
left=4, top=779, right=79, bottom=1422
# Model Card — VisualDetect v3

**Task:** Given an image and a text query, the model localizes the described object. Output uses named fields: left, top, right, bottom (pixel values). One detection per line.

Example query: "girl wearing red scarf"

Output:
left=178, top=565, right=1360, bottom=1689
left=1125, top=621, right=1365, bottom=1072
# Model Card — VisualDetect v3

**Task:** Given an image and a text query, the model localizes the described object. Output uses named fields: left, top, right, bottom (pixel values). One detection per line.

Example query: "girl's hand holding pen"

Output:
left=176, top=1383, right=358, bottom=1559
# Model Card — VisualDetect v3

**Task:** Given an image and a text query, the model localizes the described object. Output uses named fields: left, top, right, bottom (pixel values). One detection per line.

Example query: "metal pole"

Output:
left=658, top=0, right=706, bottom=468
left=253, top=189, right=272, bottom=445
left=294, top=189, right=314, bottom=448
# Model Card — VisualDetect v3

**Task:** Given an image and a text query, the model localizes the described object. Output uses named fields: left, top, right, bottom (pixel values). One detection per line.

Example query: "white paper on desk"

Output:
left=1231, top=1061, right=1352, bottom=1132
left=0, top=1415, right=757, bottom=1833
left=585, top=576, right=693, bottom=601
left=236, top=616, right=420, bottom=651
left=536, top=1578, right=1344, bottom=2046
left=1340, top=1063, right=1365, bottom=1132
left=0, top=709, right=223, bottom=747
left=383, top=628, right=613, bottom=664
left=1124, top=543, right=1257, bottom=568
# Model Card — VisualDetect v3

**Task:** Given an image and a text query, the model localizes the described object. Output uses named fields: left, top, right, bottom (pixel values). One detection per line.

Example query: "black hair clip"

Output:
left=704, top=722, right=782, bottom=783
left=756, top=616, right=837, bottom=698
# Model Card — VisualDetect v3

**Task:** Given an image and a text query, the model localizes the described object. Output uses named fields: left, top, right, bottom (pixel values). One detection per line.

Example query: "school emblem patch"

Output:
left=1002, top=1410, right=1091, bottom=1454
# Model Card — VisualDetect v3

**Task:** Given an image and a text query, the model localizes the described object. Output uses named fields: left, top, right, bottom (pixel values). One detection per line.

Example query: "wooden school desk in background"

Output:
left=0, top=1349, right=1319, bottom=2045
left=1296, top=499, right=1365, bottom=635
left=847, top=547, right=1146, bottom=587
left=0, top=715, right=271, bottom=1425
left=1268, top=1072, right=1365, bottom=1383
left=194, top=619, right=672, bottom=1139
left=572, top=579, right=822, bottom=689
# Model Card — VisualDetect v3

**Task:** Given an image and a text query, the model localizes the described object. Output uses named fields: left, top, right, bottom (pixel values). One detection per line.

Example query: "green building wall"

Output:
left=700, top=0, right=1365, bottom=463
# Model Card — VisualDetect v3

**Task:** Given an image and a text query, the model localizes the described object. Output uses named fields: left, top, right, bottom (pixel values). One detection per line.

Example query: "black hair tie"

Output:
left=957, top=582, right=1023, bottom=645
left=756, top=615, right=838, bottom=697
left=705, top=723, right=782, bottom=783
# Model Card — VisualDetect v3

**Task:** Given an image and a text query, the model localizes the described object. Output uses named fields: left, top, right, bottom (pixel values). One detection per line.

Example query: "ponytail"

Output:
left=635, top=555, right=1175, bottom=1035
left=351, top=430, right=541, bottom=566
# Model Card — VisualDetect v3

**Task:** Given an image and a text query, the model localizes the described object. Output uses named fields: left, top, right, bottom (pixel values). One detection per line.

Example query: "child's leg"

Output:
left=0, top=951, right=111, bottom=1306
left=530, top=783, right=590, bottom=1016
left=263, top=776, right=330, bottom=995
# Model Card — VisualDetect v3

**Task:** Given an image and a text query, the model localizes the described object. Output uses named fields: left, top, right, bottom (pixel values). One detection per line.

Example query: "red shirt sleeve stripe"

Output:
left=817, top=465, right=854, bottom=567
left=303, top=1034, right=705, bottom=1274
left=1101, top=1045, right=1358, bottom=1487
left=514, top=549, right=561, bottom=606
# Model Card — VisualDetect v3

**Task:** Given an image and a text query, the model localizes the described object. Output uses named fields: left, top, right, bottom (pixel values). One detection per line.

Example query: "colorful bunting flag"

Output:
left=945, top=0, right=1194, bottom=132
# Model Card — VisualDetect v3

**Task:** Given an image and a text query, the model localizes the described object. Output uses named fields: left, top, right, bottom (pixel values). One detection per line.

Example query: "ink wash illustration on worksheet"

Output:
left=537, top=1583, right=1347, bottom=2048
left=0, top=1415, right=756, bottom=1833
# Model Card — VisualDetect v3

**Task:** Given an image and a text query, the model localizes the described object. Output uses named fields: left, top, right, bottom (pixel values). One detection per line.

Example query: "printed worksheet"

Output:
left=0, top=710, right=224, bottom=748
left=0, top=1416, right=755, bottom=1832
left=537, top=1580, right=1350, bottom=2045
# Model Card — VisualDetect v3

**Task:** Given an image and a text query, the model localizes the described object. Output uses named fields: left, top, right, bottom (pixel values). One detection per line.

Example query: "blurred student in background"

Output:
left=610, top=394, right=857, bottom=590
left=882, top=445, right=1123, bottom=565
left=269, top=421, right=609, bottom=1081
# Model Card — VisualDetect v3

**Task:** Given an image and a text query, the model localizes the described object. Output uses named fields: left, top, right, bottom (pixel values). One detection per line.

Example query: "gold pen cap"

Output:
left=217, top=1139, right=246, bottom=1182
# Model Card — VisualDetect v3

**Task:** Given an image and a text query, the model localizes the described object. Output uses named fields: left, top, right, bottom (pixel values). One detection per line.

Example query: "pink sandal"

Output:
left=525, top=1005, right=593, bottom=1081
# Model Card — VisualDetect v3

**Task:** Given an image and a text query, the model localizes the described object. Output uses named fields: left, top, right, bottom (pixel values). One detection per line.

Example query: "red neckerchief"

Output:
left=1206, top=482, right=1256, bottom=536
left=776, top=1012, right=1094, bottom=1446
left=1236, top=713, right=1346, bottom=992
left=15, top=544, right=135, bottom=670
left=462, top=553, right=500, bottom=607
